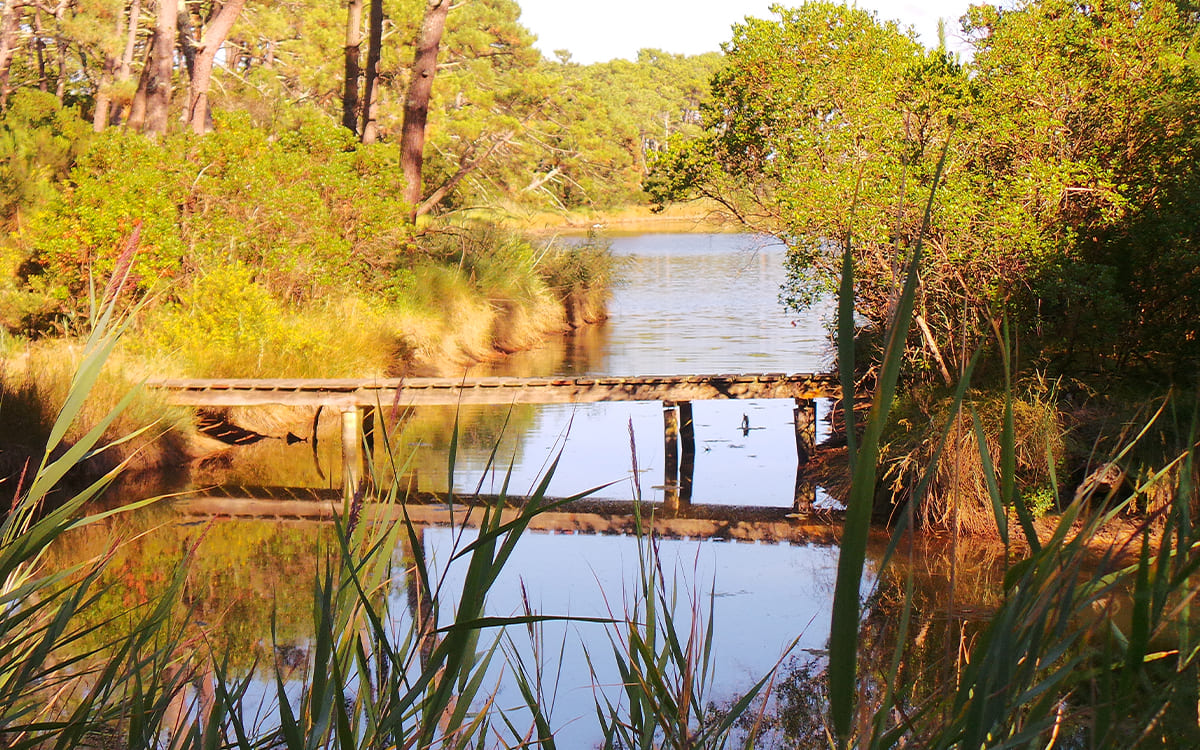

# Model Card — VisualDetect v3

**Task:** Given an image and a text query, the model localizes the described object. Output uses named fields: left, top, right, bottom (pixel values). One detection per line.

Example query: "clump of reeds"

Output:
left=879, top=378, right=1068, bottom=535
left=586, top=460, right=774, bottom=749
left=534, top=232, right=622, bottom=328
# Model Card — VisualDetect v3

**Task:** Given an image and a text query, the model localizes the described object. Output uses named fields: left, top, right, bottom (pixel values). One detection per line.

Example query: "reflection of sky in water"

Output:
left=418, top=527, right=872, bottom=749
left=462, top=399, right=831, bottom=506
left=453, top=232, right=836, bottom=506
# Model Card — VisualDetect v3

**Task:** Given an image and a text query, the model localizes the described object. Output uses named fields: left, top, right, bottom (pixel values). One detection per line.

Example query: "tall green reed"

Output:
left=827, top=139, right=953, bottom=744
left=825, top=129, right=1200, bottom=747
left=587, top=422, right=775, bottom=750
left=0, top=229, right=185, bottom=748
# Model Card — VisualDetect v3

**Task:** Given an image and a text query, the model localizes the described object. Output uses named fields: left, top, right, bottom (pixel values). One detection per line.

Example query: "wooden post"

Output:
left=341, top=406, right=363, bottom=501
left=403, top=525, right=435, bottom=669
left=678, top=401, right=695, bottom=506
left=794, top=474, right=816, bottom=514
left=663, top=401, right=680, bottom=508
left=793, top=398, right=817, bottom=464
left=793, top=398, right=817, bottom=513
left=362, top=405, right=376, bottom=476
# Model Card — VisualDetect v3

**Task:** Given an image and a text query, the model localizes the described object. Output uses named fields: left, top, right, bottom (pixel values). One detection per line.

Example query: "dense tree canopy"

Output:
left=0, top=0, right=720, bottom=217
left=0, top=0, right=720, bottom=345
left=649, top=0, right=1200, bottom=381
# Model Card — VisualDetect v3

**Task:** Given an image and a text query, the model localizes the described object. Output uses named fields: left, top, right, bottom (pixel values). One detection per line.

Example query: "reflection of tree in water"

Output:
left=47, top=507, right=328, bottom=674
left=707, top=550, right=1006, bottom=747
left=704, top=654, right=829, bottom=749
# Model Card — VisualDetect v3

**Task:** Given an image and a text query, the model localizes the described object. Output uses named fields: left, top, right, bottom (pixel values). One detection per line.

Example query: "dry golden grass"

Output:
left=1, top=338, right=195, bottom=477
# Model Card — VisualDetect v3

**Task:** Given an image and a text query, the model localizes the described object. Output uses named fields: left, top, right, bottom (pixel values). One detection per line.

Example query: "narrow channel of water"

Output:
left=459, top=231, right=835, bottom=505
left=61, top=232, right=997, bottom=746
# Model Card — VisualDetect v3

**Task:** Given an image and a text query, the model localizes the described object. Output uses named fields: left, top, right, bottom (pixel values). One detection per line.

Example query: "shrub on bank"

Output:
left=535, top=232, right=620, bottom=327
left=0, top=107, right=617, bottom=380
left=879, top=378, right=1069, bottom=535
left=0, top=339, right=194, bottom=484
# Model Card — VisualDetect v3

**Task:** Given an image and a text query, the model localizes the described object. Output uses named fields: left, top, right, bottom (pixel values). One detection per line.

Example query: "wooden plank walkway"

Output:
left=150, top=373, right=840, bottom=408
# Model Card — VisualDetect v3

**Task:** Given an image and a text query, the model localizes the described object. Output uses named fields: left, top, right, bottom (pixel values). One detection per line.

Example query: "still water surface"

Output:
left=463, top=231, right=835, bottom=505
left=87, top=232, right=908, bottom=746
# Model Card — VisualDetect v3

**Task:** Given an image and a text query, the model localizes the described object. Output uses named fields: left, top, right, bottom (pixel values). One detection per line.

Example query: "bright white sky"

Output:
left=516, top=1, right=976, bottom=64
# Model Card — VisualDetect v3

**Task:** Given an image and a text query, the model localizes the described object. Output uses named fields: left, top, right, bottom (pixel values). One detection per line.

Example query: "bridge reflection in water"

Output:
left=160, top=481, right=854, bottom=747
left=154, top=373, right=840, bottom=508
left=176, top=485, right=840, bottom=545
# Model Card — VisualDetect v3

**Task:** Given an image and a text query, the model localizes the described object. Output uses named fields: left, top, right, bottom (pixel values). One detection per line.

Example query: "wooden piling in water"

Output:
left=663, top=401, right=680, bottom=508
left=793, top=398, right=817, bottom=464
left=363, top=405, right=376, bottom=460
left=678, top=401, right=695, bottom=506
left=341, top=406, right=362, bottom=501
left=793, top=398, right=818, bottom=512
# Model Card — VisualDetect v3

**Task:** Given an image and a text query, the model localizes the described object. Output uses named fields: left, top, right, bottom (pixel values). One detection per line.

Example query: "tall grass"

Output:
left=586, top=432, right=775, bottom=749
left=822, top=131, right=1200, bottom=748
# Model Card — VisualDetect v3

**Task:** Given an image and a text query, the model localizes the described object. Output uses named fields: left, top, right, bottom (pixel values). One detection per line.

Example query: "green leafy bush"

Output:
left=136, top=263, right=387, bottom=378
left=0, top=89, right=92, bottom=226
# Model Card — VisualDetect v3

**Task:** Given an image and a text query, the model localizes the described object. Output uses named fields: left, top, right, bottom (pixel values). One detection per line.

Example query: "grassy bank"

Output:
left=485, top=198, right=740, bottom=234
left=0, top=222, right=617, bottom=479
left=0, top=96, right=629, bottom=478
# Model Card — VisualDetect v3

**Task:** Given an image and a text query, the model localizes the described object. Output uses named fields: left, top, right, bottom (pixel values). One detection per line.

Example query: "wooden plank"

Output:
left=150, top=373, right=841, bottom=408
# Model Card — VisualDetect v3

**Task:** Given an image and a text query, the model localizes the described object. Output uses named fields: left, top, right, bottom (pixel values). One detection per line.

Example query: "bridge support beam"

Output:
left=793, top=399, right=818, bottom=513
left=663, top=402, right=679, bottom=507
left=678, top=401, right=695, bottom=506
left=341, top=407, right=364, bottom=501
left=403, top=526, right=436, bottom=669
left=363, top=405, right=376, bottom=461
left=341, top=405, right=379, bottom=501
left=664, top=401, right=696, bottom=510
left=793, top=399, right=816, bottom=463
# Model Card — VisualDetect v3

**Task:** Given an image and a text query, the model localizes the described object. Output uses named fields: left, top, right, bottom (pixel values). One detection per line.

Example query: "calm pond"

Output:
left=62, top=232, right=995, bottom=746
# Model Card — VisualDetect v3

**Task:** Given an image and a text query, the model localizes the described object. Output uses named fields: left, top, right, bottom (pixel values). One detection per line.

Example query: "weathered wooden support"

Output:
left=663, top=401, right=680, bottom=508
left=341, top=406, right=363, bottom=500
left=363, top=405, right=376, bottom=460
left=793, top=399, right=818, bottom=512
left=177, top=492, right=844, bottom=544
left=150, top=373, right=842, bottom=512
left=793, top=398, right=817, bottom=464
left=678, top=401, right=695, bottom=506
left=402, top=525, right=435, bottom=668
left=794, top=475, right=816, bottom=514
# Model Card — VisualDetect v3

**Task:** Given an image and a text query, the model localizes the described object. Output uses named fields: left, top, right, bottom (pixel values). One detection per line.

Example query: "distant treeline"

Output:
left=0, top=0, right=720, bottom=217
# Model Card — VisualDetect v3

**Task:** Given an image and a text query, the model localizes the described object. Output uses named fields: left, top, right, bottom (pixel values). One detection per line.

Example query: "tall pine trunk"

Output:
left=93, top=51, right=117, bottom=130
left=110, top=0, right=142, bottom=125
left=143, top=0, right=176, bottom=136
left=0, top=0, right=25, bottom=107
left=126, top=28, right=154, bottom=130
left=52, top=0, right=66, bottom=102
left=185, top=0, right=243, bottom=134
left=341, top=0, right=364, bottom=134
left=400, top=0, right=450, bottom=216
left=93, top=5, right=127, bottom=130
left=359, top=0, right=382, bottom=143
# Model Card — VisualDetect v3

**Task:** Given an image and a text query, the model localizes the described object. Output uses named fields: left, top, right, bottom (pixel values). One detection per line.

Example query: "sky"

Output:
left=516, top=0, right=976, bottom=64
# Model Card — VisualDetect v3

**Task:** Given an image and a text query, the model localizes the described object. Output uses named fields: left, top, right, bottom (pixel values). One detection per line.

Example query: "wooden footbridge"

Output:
left=151, top=373, right=840, bottom=507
